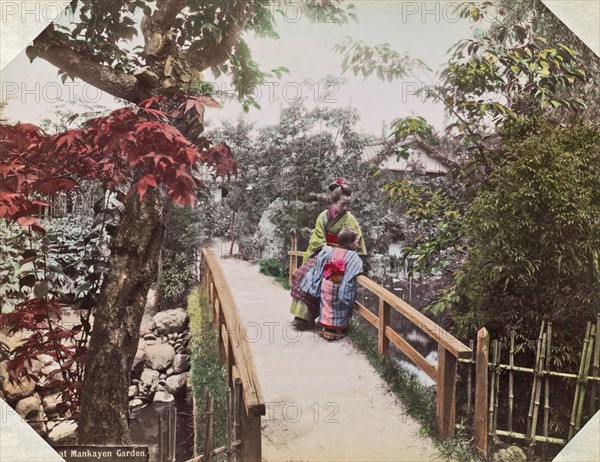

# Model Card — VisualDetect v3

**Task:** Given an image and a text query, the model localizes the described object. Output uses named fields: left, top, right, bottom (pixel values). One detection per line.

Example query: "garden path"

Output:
left=220, top=255, right=443, bottom=462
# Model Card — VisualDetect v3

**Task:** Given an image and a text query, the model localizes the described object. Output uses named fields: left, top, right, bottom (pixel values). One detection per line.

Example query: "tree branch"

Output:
left=33, top=27, right=148, bottom=104
left=187, top=0, right=255, bottom=72
left=142, top=0, right=186, bottom=57
left=153, top=0, right=186, bottom=30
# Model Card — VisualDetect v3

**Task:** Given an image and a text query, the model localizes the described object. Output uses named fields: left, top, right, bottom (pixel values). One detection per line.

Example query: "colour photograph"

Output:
left=1, top=1, right=599, bottom=461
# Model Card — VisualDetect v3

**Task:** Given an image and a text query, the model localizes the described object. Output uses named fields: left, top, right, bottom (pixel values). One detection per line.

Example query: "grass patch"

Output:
left=348, top=319, right=481, bottom=462
left=188, top=286, right=228, bottom=459
left=257, top=258, right=290, bottom=290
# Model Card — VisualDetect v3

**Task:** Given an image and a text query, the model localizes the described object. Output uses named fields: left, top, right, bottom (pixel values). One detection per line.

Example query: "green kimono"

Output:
left=302, top=210, right=366, bottom=264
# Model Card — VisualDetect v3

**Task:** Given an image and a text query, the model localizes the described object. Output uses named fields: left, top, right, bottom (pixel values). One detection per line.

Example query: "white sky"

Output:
left=1, top=1, right=477, bottom=136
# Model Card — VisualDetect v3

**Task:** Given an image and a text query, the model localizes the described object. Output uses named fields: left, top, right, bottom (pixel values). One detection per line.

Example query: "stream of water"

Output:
left=360, top=274, right=443, bottom=387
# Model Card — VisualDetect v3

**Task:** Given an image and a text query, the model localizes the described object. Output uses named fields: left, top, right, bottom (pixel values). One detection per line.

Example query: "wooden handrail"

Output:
left=288, top=249, right=471, bottom=359
left=356, top=275, right=471, bottom=359
left=202, top=248, right=265, bottom=416
left=288, top=247, right=472, bottom=440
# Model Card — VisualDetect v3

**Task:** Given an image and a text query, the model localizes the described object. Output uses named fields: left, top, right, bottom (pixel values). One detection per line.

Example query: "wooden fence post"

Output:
left=221, top=324, right=233, bottom=379
left=436, top=345, right=457, bottom=439
left=474, top=327, right=489, bottom=459
left=289, top=232, right=298, bottom=286
left=203, top=392, right=214, bottom=462
left=378, top=298, right=390, bottom=356
left=241, top=406, right=262, bottom=462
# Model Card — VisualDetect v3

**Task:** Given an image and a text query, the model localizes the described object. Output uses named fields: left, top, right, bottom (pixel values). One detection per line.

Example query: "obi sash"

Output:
left=324, top=208, right=347, bottom=247
left=324, top=257, right=346, bottom=280
left=325, top=233, right=338, bottom=246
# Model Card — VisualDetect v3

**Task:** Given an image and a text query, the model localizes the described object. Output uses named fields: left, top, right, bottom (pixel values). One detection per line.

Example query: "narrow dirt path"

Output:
left=220, top=256, right=443, bottom=462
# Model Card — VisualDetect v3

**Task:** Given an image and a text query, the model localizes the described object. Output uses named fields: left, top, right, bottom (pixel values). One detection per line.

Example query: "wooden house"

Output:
left=362, top=136, right=455, bottom=177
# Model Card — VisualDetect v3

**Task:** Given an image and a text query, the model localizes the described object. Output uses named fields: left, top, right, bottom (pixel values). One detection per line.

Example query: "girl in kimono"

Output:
left=290, top=179, right=366, bottom=330
left=302, top=180, right=366, bottom=264
left=299, top=228, right=364, bottom=340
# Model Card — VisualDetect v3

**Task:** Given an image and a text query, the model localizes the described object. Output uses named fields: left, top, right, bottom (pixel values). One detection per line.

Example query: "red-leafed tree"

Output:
left=4, top=0, right=355, bottom=444
left=0, top=93, right=235, bottom=443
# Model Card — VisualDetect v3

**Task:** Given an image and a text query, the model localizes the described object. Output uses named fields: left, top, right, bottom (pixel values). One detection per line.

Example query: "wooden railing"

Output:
left=201, top=248, right=265, bottom=462
left=288, top=249, right=472, bottom=441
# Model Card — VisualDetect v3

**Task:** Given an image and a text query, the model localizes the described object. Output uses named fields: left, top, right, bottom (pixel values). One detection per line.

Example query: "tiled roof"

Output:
left=362, top=135, right=457, bottom=170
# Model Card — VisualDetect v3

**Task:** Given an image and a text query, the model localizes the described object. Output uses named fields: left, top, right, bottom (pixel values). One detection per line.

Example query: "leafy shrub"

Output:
left=0, top=221, right=30, bottom=313
left=0, top=192, right=118, bottom=416
left=455, top=120, right=600, bottom=353
left=158, top=205, right=202, bottom=308
left=188, top=287, right=227, bottom=458
left=257, top=258, right=290, bottom=290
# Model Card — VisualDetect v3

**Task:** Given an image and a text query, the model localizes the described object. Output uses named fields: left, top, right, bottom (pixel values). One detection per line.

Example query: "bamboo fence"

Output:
left=460, top=315, right=600, bottom=459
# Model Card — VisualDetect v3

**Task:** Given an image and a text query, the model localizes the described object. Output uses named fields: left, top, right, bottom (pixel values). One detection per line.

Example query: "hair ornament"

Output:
left=328, top=179, right=347, bottom=191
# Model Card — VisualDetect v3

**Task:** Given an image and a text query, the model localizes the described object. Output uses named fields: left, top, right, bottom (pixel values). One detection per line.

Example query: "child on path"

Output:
left=299, top=228, right=363, bottom=340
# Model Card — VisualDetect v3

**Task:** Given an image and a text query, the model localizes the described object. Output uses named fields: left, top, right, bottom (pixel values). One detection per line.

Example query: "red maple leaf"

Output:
left=133, top=173, right=158, bottom=201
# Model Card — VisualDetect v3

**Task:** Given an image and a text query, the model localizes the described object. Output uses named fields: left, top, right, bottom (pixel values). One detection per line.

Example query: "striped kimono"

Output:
left=299, top=247, right=363, bottom=330
left=291, top=208, right=365, bottom=322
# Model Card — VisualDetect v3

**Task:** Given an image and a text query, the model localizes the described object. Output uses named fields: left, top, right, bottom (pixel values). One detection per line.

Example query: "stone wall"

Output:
left=0, top=304, right=192, bottom=446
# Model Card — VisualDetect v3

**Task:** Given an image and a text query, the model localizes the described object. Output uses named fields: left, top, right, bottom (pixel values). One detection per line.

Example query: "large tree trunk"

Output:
left=77, top=188, right=164, bottom=445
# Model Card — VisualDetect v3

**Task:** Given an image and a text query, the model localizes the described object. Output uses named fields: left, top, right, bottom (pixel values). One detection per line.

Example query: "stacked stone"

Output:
left=0, top=332, right=79, bottom=444
left=0, top=306, right=192, bottom=444
left=129, top=308, right=192, bottom=410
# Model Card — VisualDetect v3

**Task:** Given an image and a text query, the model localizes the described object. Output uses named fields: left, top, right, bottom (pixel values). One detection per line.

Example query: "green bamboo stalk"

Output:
left=488, top=339, right=498, bottom=456
left=541, top=323, right=552, bottom=462
left=527, top=322, right=545, bottom=442
left=492, top=341, right=501, bottom=444
left=528, top=332, right=546, bottom=460
left=569, top=322, right=592, bottom=440
left=591, top=315, right=600, bottom=413
left=543, top=323, right=552, bottom=439
left=508, top=330, right=515, bottom=434
left=575, top=324, right=596, bottom=434
left=488, top=340, right=497, bottom=429
left=493, top=429, right=566, bottom=445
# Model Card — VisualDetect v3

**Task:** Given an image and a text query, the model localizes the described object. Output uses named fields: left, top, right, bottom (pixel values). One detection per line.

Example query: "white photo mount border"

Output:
left=0, top=1, right=598, bottom=461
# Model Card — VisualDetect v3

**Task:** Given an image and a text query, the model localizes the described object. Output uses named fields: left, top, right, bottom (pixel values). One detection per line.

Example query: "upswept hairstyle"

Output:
left=328, top=179, right=352, bottom=203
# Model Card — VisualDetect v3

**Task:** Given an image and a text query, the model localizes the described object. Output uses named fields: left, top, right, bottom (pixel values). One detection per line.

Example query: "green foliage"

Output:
left=188, top=287, right=227, bottom=457
left=388, top=117, right=438, bottom=162
left=390, top=117, right=436, bottom=144
left=1, top=198, right=114, bottom=314
left=427, top=0, right=599, bottom=167
left=458, top=0, right=600, bottom=124
left=455, top=120, right=600, bottom=349
left=37, top=1, right=357, bottom=110
left=257, top=258, right=284, bottom=277
left=158, top=205, right=202, bottom=308
left=0, top=190, right=118, bottom=416
left=0, top=222, right=31, bottom=312
left=43, top=214, right=100, bottom=278
left=333, top=38, right=430, bottom=82
left=257, top=258, right=290, bottom=290
left=382, top=175, right=465, bottom=282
